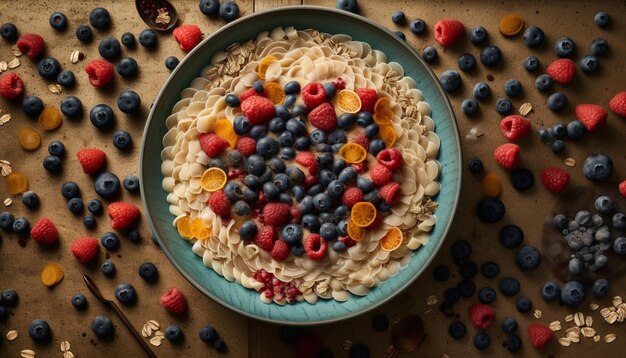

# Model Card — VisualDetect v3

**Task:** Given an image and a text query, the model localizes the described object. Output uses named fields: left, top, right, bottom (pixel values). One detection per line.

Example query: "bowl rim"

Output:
left=140, top=5, right=462, bottom=325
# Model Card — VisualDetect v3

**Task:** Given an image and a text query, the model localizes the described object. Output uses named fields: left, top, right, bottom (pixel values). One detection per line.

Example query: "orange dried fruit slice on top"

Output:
left=257, top=55, right=278, bottom=80
left=347, top=219, right=365, bottom=242
left=18, top=127, right=41, bottom=151
left=351, top=202, right=377, bottom=227
left=499, top=14, right=524, bottom=36
left=336, top=89, right=362, bottom=114
left=41, top=262, right=64, bottom=287
left=190, top=217, right=211, bottom=240
left=338, top=143, right=367, bottom=164
left=6, top=171, right=29, bottom=195
left=176, top=216, right=193, bottom=239
left=482, top=172, right=502, bottom=197
left=264, top=82, right=286, bottom=105
left=214, top=118, right=238, bottom=148
left=380, top=227, right=403, bottom=251
left=38, top=106, right=63, bottom=131
left=374, top=96, right=391, bottom=113
left=373, top=97, right=395, bottom=125
left=378, top=125, right=397, bottom=148
left=201, top=167, right=227, bottom=192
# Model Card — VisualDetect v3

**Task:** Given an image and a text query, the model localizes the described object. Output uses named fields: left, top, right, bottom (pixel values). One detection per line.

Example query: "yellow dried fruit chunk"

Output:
left=6, top=171, right=29, bottom=194
left=347, top=219, right=365, bottom=242
left=378, top=125, right=397, bottom=148
left=214, top=118, right=237, bottom=148
left=176, top=216, right=193, bottom=239
left=257, top=55, right=278, bottom=80
left=351, top=202, right=377, bottom=227
left=482, top=172, right=502, bottom=197
left=41, top=262, right=64, bottom=287
left=338, top=143, right=367, bottom=164
left=380, top=227, right=403, bottom=251
left=38, top=106, right=63, bottom=131
left=336, top=90, right=361, bottom=114
left=190, top=217, right=211, bottom=240
left=264, top=82, right=286, bottom=105
left=201, top=167, right=227, bottom=192
left=499, top=14, right=524, bottom=36
left=18, top=127, right=41, bottom=151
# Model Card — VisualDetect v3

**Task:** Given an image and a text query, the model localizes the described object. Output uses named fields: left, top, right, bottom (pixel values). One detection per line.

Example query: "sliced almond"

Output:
left=564, top=158, right=576, bottom=167
left=0, top=61, right=7, bottom=71
left=149, top=336, right=163, bottom=347
left=20, top=350, right=36, bottom=358
left=613, top=296, right=623, bottom=307
left=48, top=84, right=62, bottom=94
left=604, top=334, right=616, bottom=343
left=60, top=341, right=70, bottom=352
left=63, top=352, right=75, bottom=358
left=533, top=309, right=542, bottom=319
left=11, top=48, right=22, bottom=57
left=549, top=321, right=562, bottom=331
left=0, top=113, right=11, bottom=125
left=574, top=312, right=585, bottom=327
left=425, top=295, right=437, bottom=306
left=519, top=102, right=532, bottom=116
left=558, top=337, right=572, bottom=346
left=589, top=303, right=599, bottom=311
left=586, top=316, right=593, bottom=327
left=4, top=198, right=12, bottom=206
left=147, top=320, right=160, bottom=331
left=594, top=335, right=601, bottom=343
left=565, top=314, right=574, bottom=322
left=8, top=57, right=20, bottom=69
left=6, top=330, right=18, bottom=341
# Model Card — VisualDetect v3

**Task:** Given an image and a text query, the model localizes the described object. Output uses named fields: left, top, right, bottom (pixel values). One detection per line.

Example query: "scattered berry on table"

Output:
left=409, top=19, right=426, bottom=34
left=37, top=57, right=61, bottom=80
left=460, top=260, right=478, bottom=279
left=160, top=287, right=187, bottom=313
left=566, top=120, right=586, bottom=140
left=17, top=33, right=45, bottom=60
left=472, top=82, right=490, bottom=100
left=336, top=0, right=358, bottom=13
left=200, top=0, right=221, bottom=16
left=551, top=140, right=564, bottom=153
left=594, top=195, right=614, bottom=213
left=88, top=198, right=103, bottom=215
left=219, top=1, right=240, bottom=22
left=391, top=10, right=405, bottom=24
left=101, top=260, right=116, bottom=276
left=92, top=315, right=114, bottom=339
left=527, top=323, right=553, bottom=349
left=535, top=74, right=553, bottom=92
left=22, top=191, right=40, bottom=210
left=394, top=31, right=406, bottom=41
left=117, top=90, right=141, bottom=114
left=433, top=19, right=464, bottom=46
left=478, top=287, right=496, bottom=304
left=439, top=70, right=461, bottom=92
left=165, top=325, right=183, bottom=343
left=560, top=281, right=585, bottom=307
left=594, top=11, right=610, bottom=28
left=580, top=54, right=599, bottom=73
left=139, top=29, right=157, bottom=48
left=90, top=104, right=115, bottom=129
left=86, top=59, right=114, bottom=87
left=504, top=79, right=522, bottom=97
left=461, top=98, right=479, bottom=115
left=613, top=213, right=626, bottom=230
left=126, top=228, right=141, bottom=243
left=121, top=32, right=135, bottom=47
left=75, top=25, right=93, bottom=42
left=451, top=239, right=472, bottom=261
left=67, top=197, right=84, bottom=214
left=113, top=130, right=132, bottom=150
left=591, top=278, right=609, bottom=298
left=522, top=26, right=544, bottom=48
left=480, top=261, right=499, bottom=278
left=77, top=148, right=106, bottom=174
left=117, top=57, right=138, bottom=77
left=474, top=332, right=490, bottom=350
left=494, top=143, right=520, bottom=170
left=0, top=23, right=18, bottom=42
left=516, top=296, right=533, bottom=313
left=123, top=175, right=140, bottom=192
left=139, top=262, right=158, bottom=282
left=480, top=45, right=502, bottom=67
left=510, top=168, right=534, bottom=191
left=500, top=115, right=530, bottom=141
left=576, top=103, right=607, bottom=132
left=199, top=325, right=219, bottom=343
left=502, top=317, right=518, bottom=333
left=89, top=7, right=111, bottom=29
left=524, top=56, right=539, bottom=72
left=101, top=232, right=120, bottom=250
left=28, top=319, right=52, bottom=344
left=422, top=46, right=437, bottom=63
left=57, top=69, right=75, bottom=87
left=61, top=181, right=80, bottom=199
left=468, top=157, right=483, bottom=173
left=95, top=172, right=121, bottom=198
left=43, top=155, right=62, bottom=173
left=499, top=277, right=520, bottom=296
left=433, top=265, right=450, bottom=281
left=173, top=24, right=203, bottom=52
left=458, top=53, right=476, bottom=72
left=449, top=321, right=466, bottom=339
left=115, top=283, right=137, bottom=304
left=457, top=279, right=476, bottom=297
left=554, top=37, right=576, bottom=57
left=590, top=37, right=608, bottom=56
left=470, top=303, right=496, bottom=329
left=583, top=154, right=613, bottom=182
left=476, top=197, right=505, bottom=223
left=541, top=167, right=570, bottom=192
left=469, top=26, right=487, bottom=44
left=506, top=335, right=522, bottom=352
left=609, top=92, right=626, bottom=117
left=83, top=214, right=96, bottom=229
left=60, top=95, right=83, bottom=119
left=22, top=95, right=45, bottom=118
left=108, top=202, right=140, bottom=230
left=495, top=98, right=512, bottom=114
left=165, top=56, right=179, bottom=70
left=541, top=281, right=560, bottom=301
left=0, top=211, right=15, bottom=230
left=98, top=36, right=121, bottom=60
left=71, top=293, right=87, bottom=309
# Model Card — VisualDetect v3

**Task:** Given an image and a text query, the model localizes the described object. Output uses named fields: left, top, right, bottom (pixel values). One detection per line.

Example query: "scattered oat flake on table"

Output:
left=70, top=50, right=82, bottom=64
left=533, top=309, right=542, bottom=319
left=342, top=339, right=353, bottom=351
left=149, top=336, right=163, bottom=347
left=426, top=295, right=437, bottom=306
left=0, top=113, right=11, bottom=125
left=590, top=303, right=600, bottom=311
left=613, top=296, right=622, bottom=307
left=549, top=321, right=561, bottom=331
left=6, top=330, right=18, bottom=340
left=519, top=102, right=532, bottom=116
left=48, top=84, right=62, bottom=94
left=594, top=335, right=601, bottom=343
left=0, top=61, right=7, bottom=71
left=0, top=160, right=12, bottom=176
left=604, top=334, right=616, bottom=343
left=20, top=349, right=35, bottom=358
left=565, top=314, right=574, bottom=322
left=574, top=312, right=585, bottom=326
left=60, top=341, right=70, bottom=352
left=581, top=327, right=596, bottom=338
left=558, top=337, right=572, bottom=346
left=63, top=352, right=75, bottom=358
left=586, top=316, right=593, bottom=327
left=11, top=47, right=22, bottom=56
left=442, top=354, right=450, bottom=358
left=148, top=320, right=160, bottom=330
left=141, top=325, right=152, bottom=338
left=4, top=198, right=12, bottom=206
left=8, top=57, right=20, bottom=69
left=564, top=158, right=576, bottom=167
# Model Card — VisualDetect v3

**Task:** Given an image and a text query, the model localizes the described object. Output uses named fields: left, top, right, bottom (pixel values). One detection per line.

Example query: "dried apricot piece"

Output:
left=347, top=219, right=365, bottom=241
left=18, top=127, right=41, bottom=151
left=351, top=202, right=377, bottom=227
left=338, top=143, right=367, bottom=164
left=41, top=262, right=64, bottom=287
left=380, top=227, right=403, bottom=251
left=264, top=82, right=286, bottom=105
left=336, top=90, right=362, bottom=114
left=378, top=125, right=397, bottom=148
left=201, top=167, right=227, bottom=192
left=499, top=14, right=524, bottom=36
left=257, top=55, right=278, bottom=80
left=38, top=106, right=63, bottom=131
left=6, top=171, right=29, bottom=194
left=214, top=118, right=238, bottom=148
left=176, top=216, right=193, bottom=239
left=482, top=172, right=502, bottom=197
left=190, top=217, right=211, bottom=240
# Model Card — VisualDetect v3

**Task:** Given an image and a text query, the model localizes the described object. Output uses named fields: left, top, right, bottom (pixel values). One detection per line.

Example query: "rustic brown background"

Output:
left=0, top=0, right=625, bottom=357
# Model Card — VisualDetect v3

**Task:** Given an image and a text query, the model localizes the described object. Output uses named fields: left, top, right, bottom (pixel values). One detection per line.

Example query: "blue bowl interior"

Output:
left=140, top=6, right=461, bottom=325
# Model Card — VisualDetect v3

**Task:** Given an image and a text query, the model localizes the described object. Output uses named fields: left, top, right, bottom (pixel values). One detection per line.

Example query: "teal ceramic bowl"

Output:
left=140, top=6, right=461, bottom=325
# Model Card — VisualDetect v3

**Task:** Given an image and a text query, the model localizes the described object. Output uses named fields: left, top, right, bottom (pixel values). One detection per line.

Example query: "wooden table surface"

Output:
left=1, top=0, right=625, bottom=357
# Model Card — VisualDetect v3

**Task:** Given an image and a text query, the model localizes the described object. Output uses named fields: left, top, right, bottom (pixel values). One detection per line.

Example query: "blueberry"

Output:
left=470, top=26, right=488, bottom=44
left=391, top=10, right=406, bottom=24
left=409, top=19, right=426, bottom=34
left=117, top=90, right=141, bottom=114
left=268, top=117, right=285, bottom=134
left=313, top=192, right=332, bottom=212
left=139, top=29, right=157, bottom=48
left=449, top=321, right=466, bottom=339
left=480, top=45, right=502, bottom=66
left=92, top=315, right=114, bottom=339
left=337, top=114, right=356, bottom=129
left=101, top=232, right=119, bottom=250
left=478, top=287, right=496, bottom=304
left=334, top=206, right=349, bottom=220
left=551, top=140, right=565, bottom=154
left=457, top=279, right=476, bottom=297
left=495, top=98, right=512, bottom=114
left=613, top=213, right=626, bottom=230
left=117, top=57, right=138, bottom=77
left=318, top=151, right=333, bottom=165
left=583, top=154, right=613, bottom=182
left=239, top=220, right=257, bottom=240
left=286, top=118, right=306, bottom=136
left=300, top=197, right=314, bottom=214
left=231, top=116, right=251, bottom=136
left=371, top=314, right=389, bottom=332
left=282, top=81, right=301, bottom=96
left=481, top=261, right=500, bottom=278
left=121, top=175, right=139, bottom=193
left=561, top=281, right=585, bottom=307
left=476, top=198, right=505, bottom=223
left=320, top=222, right=338, bottom=241
left=524, top=56, right=540, bottom=72
left=98, top=36, right=121, bottom=60
left=22, top=95, right=44, bottom=118
left=219, top=1, right=239, bottom=22
left=555, top=37, right=576, bottom=57
left=594, top=11, right=610, bottom=28
left=393, top=31, right=406, bottom=41
left=422, top=46, right=438, bottom=63
left=323, top=82, right=337, bottom=99
left=115, top=283, right=137, bottom=304
left=101, top=260, right=116, bottom=276
left=28, top=319, right=52, bottom=344
left=461, top=98, right=479, bottom=116
left=43, top=156, right=62, bottom=173
left=516, top=296, right=533, bottom=313
left=277, top=131, right=295, bottom=148
left=355, top=177, right=373, bottom=194
left=162, top=325, right=183, bottom=343
left=138, top=262, right=158, bottom=282
left=507, top=169, right=532, bottom=193
left=213, top=338, right=227, bottom=352
left=516, top=245, right=541, bottom=271
left=439, top=70, right=461, bottom=92
left=614, top=237, right=626, bottom=254
left=61, top=181, right=80, bottom=199
left=120, top=32, right=136, bottom=48
left=245, top=155, right=266, bottom=176
left=284, top=95, right=297, bottom=109
left=460, top=261, right=478, bottom=279
left=273, top=173, right=292, bottom=192
left=580, top=54, right=599, bottom=73
left=327, top=180, right=344, bottom=198
left=38, top=57, right=61, bottom=80
left=474, top=332, right=490, bottom=350
left=363, top=190, right=380, bottom=205
left=535, top=74, right=553, bottom=92
left=502, top=318, right=518, bottom=333
left=262, top=182, right=279, bottom=200
left=336, top=0, right=358, bottom=13
left=90, top=104, right=115, bottom=129
left=467, top=158, right=483, bottom=173
left=2, top=288, right=18, bottom=305
left=67, top=197, right=84, bottom=214
left=48, top=11, right=67, bottom=30
left=499, top=277, right=520, bottom=296
left=89, top=7, right=111, bottom=29
left=451, top=239, right=472, bottom=261
left=281, top=224, right=303, bottom=245
left=302, top=214, right=321, bottom=233
left=0, top=211, right=15, bottom=230
left=75, top=25, right=93, bottom=42
left=458, top=53, right=476, bottom=72
left=472, top=82, right=490, bottom=100
left=504, top=79, right=522, bottom=97
left=113, top=130, right=132, bottom=150
left=199, top=325, right=219, bottom=343
left=71, top=293, right=88, bottom=309
left=56, top=69, right=75, bottom=87
left=433, top=265, right=450, bottom=281
left=364, top=123, right=380, bottom=138
left=200, top=0, right=221, bottom=15
left=294, top=136, right=311, bottom=151
left=593, top=196, right=613, bottom=213
left=267, top=158, right=286, bottom=173
left=338, top=166, right=357, bottom=183
left=83, top=214, right=96, bottom=229
left=522, top=26, right=544, bottom=48
left=541, top=281, right=561, bottom=301
left=0, top=23, right=18, bottom=42
left=590, top=37, right=608, bottom=56
left=567, top=120, right=586, bottom=140
left=94, top=172, right=121, bottom=198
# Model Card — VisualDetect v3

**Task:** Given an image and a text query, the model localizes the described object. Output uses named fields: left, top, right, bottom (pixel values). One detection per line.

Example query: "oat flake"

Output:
left=0, top=61, right=7, bottom=71
left=607, top=312, right=618, bottom=324
left=581, top=327, right=596, bottom=337
left=519, top=102, right=532, bottom=116
left=342, top=339, right=353, bottom=351
left=604, top=334, right=616, bottom=343
left=48, top=84, right=63, bottom=94
left=60, top=341, right=70, bottom=352
left=0, top=160, right=12, bottom=177
left=141, top=325, right=152, bottom=338
left=20, top=350, right=35, bottom=358
left=11, top=48, right=22, bottom=57
left=533, top=309, right=542, bottom=319
left=594, top=335, right=601, bottom=343
left=4, top=198, right=12, bottom=206
left=70, top=50, right=81, bottom=64
left=558, top=337, right=572, bottom=346
left=574, top=312, right=585, bottom=326
left=565, top=314, right=574, bottom=322
left=63, top=352, right=75, bottom=358
left=149, top=336, right=163, bottom=347
left=586, top=316, right=593, bottom=327
left=0, top=113, right=11, bottom=125
left=590, top=303, right=600, bottom=311
left=8, top=57, right=20, bottom=69
left=549, top=321, right=562, bottom=331
left=426, top=295, right=437, bottom=306
left=147, top=320, right=160, bottom=330
left=564, top=158, right=576, bottom=167
left=6, top=330, right=18, bottom=340
left=613, top=296, right=622, bottom=307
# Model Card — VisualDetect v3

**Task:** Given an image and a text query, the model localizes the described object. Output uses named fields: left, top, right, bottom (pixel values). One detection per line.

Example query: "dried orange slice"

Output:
left=201, top=167, right=227, bottom=192
left=351, top=202, right=377, bottom=227
left=214, top=118, right=238, bottom=148
left=257, top=55, right=278, bottom=80
left=380, top=227, right=403, bottom=251
left=336, top=89, right=362, bottom=114
left=6, top=171, right=29, bottom=195
left=38, top=106, right=63, bottom=131
left=373, top=97, right=394, bottom=125
left=18, top=127, right=41, bottom=151
left=338, top=143, right=367, bottom=164
left=378, top=125, right=397, bottom=148
left=190, top=217, right=211, bottom=240
left=264, top=82, right=286, bottom=105
left=347, top=219, right=365, bottom=242
left=482, top=172, right=502, bottom=197
left=176, top=216, right=193, bottom=239
left=499, top=14, right=524, bottom=36
left=41, top=262, right=64, bottom=287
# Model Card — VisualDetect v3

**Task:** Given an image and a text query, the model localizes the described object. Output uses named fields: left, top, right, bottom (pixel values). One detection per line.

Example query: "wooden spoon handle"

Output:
left=110, top=301, right=157, bottom=358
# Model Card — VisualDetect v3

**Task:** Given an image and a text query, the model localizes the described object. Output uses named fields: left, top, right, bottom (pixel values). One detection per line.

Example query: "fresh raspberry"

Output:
left=379, top=182, right=401, bottom=205
left=301, top=83, right=326, bottom=109
left=290, top=205, right=302, bottom=224
left=0, top=72, right=24, bottom=100
left=304, top=174, right=318, bottom=188
left=370, top=163, right=393, bottom=186
left=199, top=133, right=229, bottom=158
left=546, top=58, right=576, bottom=85
left=271, top=240, right=290, bottom=261
left=541, top=167, right=570, bottom=193
left=239, top=87, right=259, bottom=102
left=76, top=148, right=106, bottom=174
left=71, top=237, right=99, bottom=263
left=609, top=92, right=626, bottom=118
left=241, top=95, right=275, bottom=125
left=500, top=115, right=531, bottom=141
left=575, top=104, right=608, bottom=132
left=209, top=190, right=231, bottom=216
left=433, top=19, right=464, bottom=46
left=16, top=34, right=45, bottom=60
left=30, top=217, right=59, bottom=245
left=493, top=143, right=520, bottom=170
left=353, top=161, right=368, bottom=174
left=262, top=202, right=291, bottom=226
left=365, top=209, right=383, bottom=230
left=619, top=179, right=626, bottom=198
left=108, top=202, right=141, bottom=230
left=308, top=102, right=337, bottom=131
left=376, top=148, right=403, bottom=170
left=296, top=151, right=318, bottom=175
left=332, top=78, right=346, bottom=91
left=235, top=137, right=256, bottom=157
left=85, top=59, right=114, bottom=88
left=527, top=323, right=553, bottom=349
left=469, top=303, right=496, bottom=329
left=341, top=187, right=363, bottom=208
left=172, top=24, right=202, bottom=52
left=356, top=88, right=378, bottom=113
left=303, top=234, right=327, bottom=260
left=352, top=134, right=370, bottom=150
left=160, top=288, right=187, bottom=314
left=254, top=226, right=276, bottom=251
